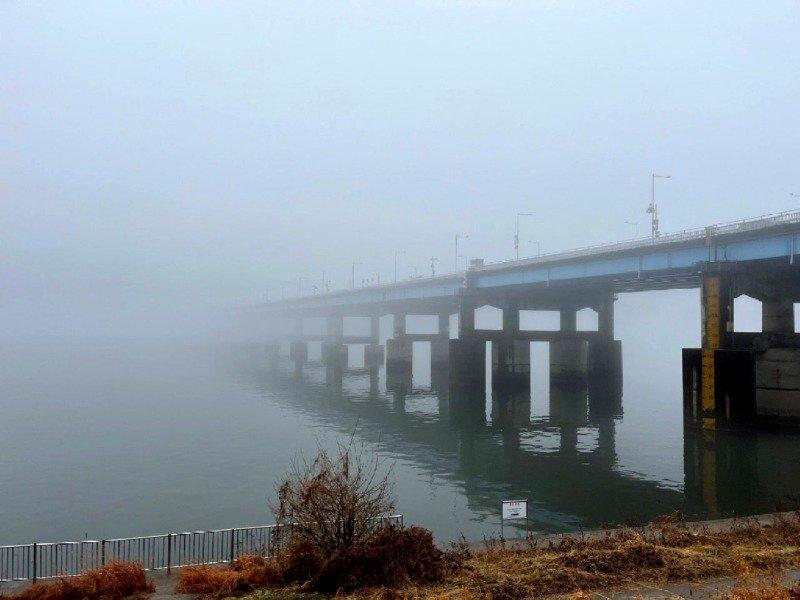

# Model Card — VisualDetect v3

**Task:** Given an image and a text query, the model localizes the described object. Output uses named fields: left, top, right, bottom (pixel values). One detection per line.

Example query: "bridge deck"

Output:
left=259, top=210, right=800, bottom=313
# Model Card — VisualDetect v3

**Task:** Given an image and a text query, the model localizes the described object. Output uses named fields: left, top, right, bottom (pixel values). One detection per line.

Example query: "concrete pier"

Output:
left=683, top=265, right=800, bottom=425
left=385, top=338, right=412, bottom=374
left=364, top=343, right=384, bottom=369
left=492, top=339, right=530, bottom=389
left=449, top=338, right=485, bottom=389
left=550, top=340, right=588, bottom=382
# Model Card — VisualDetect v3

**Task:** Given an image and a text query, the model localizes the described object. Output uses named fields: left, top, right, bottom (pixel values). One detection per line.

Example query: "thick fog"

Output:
left=2, top=1, right=799, bottom=342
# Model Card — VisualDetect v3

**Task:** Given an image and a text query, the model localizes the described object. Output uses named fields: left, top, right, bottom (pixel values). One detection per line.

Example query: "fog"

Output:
left=2, top=1, right=799, bottom=341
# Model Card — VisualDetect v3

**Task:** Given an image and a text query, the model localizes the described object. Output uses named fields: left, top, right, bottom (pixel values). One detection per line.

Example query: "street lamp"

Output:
left=515, top=212, right=533, bottom=259
left=351, top=260, right=362, bottom=289
left=297, top=276, right=305, bottom=296
left=455, top=234, right=469, bottom=272
left=648, top=173, right=671, bottom=241
left=528, top=240, right=541, bottom=257
left=394, top=250, right=406, bottom=284
left=624, top=220, right=639, bottom=237
left=430, top=257, right=439, bottom=277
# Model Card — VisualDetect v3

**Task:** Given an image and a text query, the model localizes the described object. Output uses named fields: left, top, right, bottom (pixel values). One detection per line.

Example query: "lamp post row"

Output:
left=276, top=173, right=689, bottom=298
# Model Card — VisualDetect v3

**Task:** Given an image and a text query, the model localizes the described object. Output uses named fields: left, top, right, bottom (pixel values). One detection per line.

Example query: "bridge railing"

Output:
left=481, top=209, right=800, bottom=271
left=0, top=515, right=403, bottom=582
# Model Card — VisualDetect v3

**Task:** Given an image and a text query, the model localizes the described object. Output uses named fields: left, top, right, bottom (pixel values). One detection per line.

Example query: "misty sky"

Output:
left=2, top=1, right=799, bottom=317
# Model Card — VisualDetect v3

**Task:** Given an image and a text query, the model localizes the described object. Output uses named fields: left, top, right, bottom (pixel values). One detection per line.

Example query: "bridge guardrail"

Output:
left=0, top=515, right=403, bottom=582
left=481, top=209, right=800, bottom=271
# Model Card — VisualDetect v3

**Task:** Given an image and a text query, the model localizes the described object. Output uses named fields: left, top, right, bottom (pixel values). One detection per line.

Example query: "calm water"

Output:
left=2, top=290, right=800, bottom=545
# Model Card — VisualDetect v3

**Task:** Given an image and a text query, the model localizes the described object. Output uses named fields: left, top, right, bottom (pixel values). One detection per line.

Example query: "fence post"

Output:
left=229, top=529, right=235, bottom=564
left=32, top=543, right=37, bottom=583
left=166, top=534, right=172, bottom=575
left=101, top=540, right=106, bottom=566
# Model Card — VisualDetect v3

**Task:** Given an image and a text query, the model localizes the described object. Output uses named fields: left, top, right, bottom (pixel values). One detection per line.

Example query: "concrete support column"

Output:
left=550, top=340, right=588, bottom=383
left=431, top=338, right=450, bottom=372
left=393, top=313, right=406, bottom=338
left=492, top=339, right=530, bottom=390
left=322, top=342, right=347, bottom=369
left=597, top=293, right=615, bottom=339
left=289, top=339, right=307, bottom=376
left=560, top=308, right=577, bottom=332
left=431, top=309, right=452, bottom=374
left=323, top=313, right=346, bottom=376
left=457, top=298, right=475, bottom=339
left=387, top=312, right=411, bottom=390
left=438, top=311, right=451, bottom=339
left=370, top=314, right=381, bottom=344
left=451, top=295, right=483, bottom=390
left=448, top=338, right=485, bottom=389
left=386, top=342, right=412, bottom=391
left=364, top=344, right=384, bottom=369
left=327, top=315, right=343, bottom=340
left=698, top=271, right=735, bottom=424
left=503, top=302, right=520, bottom=335
left=762, top=298, right=795, bottom=334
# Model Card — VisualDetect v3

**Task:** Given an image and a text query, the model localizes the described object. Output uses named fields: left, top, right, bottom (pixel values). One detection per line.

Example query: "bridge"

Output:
left=244, top=210, right=800, bottom=426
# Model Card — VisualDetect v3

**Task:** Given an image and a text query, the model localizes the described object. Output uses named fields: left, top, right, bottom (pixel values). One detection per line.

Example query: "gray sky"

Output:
left=2, top=1, right=799, bottom=314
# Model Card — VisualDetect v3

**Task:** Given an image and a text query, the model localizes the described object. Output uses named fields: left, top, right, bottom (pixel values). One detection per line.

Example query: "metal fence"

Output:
left=0, top=515, right=403, bottom=582
left=482, top=208, right=800, bottom=271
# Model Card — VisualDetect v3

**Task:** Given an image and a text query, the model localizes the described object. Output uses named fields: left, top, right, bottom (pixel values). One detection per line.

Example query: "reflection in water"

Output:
left=3, top=339, right=800, bottom=546
left=239, top=350, right=800, bottom=538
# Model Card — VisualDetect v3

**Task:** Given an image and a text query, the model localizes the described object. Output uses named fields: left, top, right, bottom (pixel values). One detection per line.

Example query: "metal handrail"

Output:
left=259, top=209, right=800, bottom=305
left=0, top=515, right=403, bottom=582
left=480, top=209, right=800, bottom=271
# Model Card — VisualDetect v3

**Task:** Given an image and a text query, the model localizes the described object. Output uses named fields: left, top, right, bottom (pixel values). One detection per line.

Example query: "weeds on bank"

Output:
left=177, top=525, right=452, bottom=596
left=437, top=511, right=800, bottom=600
left=0, top=562, right=154, bottom=600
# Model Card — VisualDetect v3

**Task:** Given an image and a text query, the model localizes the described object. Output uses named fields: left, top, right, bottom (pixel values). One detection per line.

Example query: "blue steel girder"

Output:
left=255, top=214, right=800, bottom=316
left=469, top=229, right=800, bottom=295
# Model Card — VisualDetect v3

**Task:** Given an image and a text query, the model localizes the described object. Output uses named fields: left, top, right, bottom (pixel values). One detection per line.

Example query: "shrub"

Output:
left=273, top=443, right=394, bottom=558
left=308, top=525, right=447, bottom=593
left=0, top=562, right=154, bottom=600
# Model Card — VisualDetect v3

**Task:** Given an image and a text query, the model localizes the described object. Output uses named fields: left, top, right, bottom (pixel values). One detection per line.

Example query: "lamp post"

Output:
left=430, top=257, right=438, bottom=277
left=394, top=250, right=406, bottom=284
left=648, top=173, right=671, bottom=241
left=351, top=260, right=361, bottom=290
left=515, top=213, right=533, bottom=259
left=455, top=234, right=469, bottom=272
left=297, top=277, right=305, bottom=296
left=528, top=240, right=541, bottom=257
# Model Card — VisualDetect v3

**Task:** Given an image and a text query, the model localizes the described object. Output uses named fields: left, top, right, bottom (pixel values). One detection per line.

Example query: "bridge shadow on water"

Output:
left=228, top=349, right=800, bottom=538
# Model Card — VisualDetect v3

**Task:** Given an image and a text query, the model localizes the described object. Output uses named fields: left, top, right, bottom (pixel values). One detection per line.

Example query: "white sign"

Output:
left=502, top=500, right=527, bottom=520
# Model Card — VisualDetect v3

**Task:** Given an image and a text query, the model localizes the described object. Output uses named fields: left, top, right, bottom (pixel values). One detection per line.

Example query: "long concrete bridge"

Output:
left=244, top=210, right=800, bottom=426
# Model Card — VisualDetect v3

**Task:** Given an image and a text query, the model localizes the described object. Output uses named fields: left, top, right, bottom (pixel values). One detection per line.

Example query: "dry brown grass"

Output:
left=0, top=561, right=154, bottom=600
left=189, top=513, right=800, bottom=599
left=175, top=526, right=449, bottom=597
left=376, top=511, right=800, bottom=600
